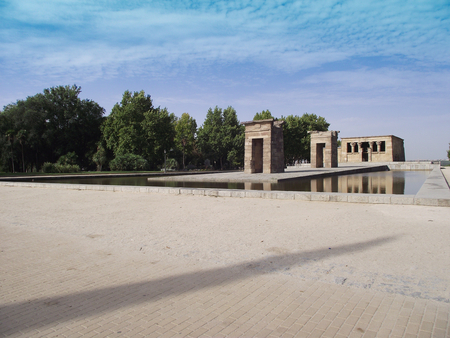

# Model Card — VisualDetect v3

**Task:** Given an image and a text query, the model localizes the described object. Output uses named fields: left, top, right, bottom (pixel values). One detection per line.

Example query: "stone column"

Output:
left=358, top=142, right=363, bottom=162
left=368, top=141, right=374, bottom=162
left=376, top=141, right=382, bottom=153
left=351, top=142, right=356, bottom=153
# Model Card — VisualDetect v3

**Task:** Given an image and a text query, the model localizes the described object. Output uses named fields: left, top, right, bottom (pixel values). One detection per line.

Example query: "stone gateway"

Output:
left=308, top=131, right=340, bottom=168
left=242, top=119, right=285, bottom=174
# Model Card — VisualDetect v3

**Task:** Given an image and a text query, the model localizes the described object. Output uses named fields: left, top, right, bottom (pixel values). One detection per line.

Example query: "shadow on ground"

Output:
left=0, top=236, right=398, bottom=335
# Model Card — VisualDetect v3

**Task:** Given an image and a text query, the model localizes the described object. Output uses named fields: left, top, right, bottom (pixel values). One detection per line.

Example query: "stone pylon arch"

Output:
left=242, top=119, right=285, bottom=174
left=308, top=130, right=340, bottom=168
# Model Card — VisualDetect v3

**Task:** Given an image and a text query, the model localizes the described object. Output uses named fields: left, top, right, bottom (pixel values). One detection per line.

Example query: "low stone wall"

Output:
left=1, top=162, right=448, bottom=207
left=1, top=179, right=448, bottom=207
left=387, top=162, right=438, bottom=170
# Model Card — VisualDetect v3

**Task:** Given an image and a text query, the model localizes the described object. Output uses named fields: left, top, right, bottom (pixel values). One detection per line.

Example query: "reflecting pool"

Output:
left=32, top=170, right=430, bottom=195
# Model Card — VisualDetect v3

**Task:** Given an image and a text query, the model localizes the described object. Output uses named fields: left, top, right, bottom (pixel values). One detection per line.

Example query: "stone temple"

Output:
left=339, top=135, right=405, bottom=163
left=242, top=119, right=406, bottom=173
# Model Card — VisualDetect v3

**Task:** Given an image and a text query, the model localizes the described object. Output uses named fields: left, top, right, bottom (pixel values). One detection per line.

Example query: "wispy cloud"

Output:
left=1, top=0, right=449, bottom=81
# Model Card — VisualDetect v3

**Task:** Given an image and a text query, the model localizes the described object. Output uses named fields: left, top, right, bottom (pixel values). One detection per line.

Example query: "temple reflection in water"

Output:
left=310, top=174, right=405, bottom=194
left=243, top=171, right=417, bottom=195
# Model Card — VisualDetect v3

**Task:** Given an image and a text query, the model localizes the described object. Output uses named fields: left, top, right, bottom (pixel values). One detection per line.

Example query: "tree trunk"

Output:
left=10, top=145, right=14, bottom=173
left=182, top=150, right=185, bottom=169
left=182, top=141, right=186, bottom=169
left=21, top=143, right=25, bottom=172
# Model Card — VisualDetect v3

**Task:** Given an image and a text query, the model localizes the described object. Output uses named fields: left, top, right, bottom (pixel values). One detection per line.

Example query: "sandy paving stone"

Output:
left=1, top=186, right=450, bottom=337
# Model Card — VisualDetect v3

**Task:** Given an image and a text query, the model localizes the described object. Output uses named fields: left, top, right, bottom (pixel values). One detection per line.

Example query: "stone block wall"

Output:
left=339, top=135, right=405, bottom=163
left=270, top=121, right=285, bottom=173
left=242, top=119, right=285, bottom=174
left=309, top=131, right=339, bottom=168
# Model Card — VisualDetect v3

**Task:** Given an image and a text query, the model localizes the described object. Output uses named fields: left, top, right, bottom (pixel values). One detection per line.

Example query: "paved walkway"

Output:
left=1, top=186, right=450, bottom=337
left=441, top=167, right=450, bottom=187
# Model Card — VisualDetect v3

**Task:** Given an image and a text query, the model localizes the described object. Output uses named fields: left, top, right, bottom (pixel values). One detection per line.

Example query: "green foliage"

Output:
left=101, top=90, right=176, bottom=169
left=102, top=90, right=151, bottom=157
left=109, top=153, right=148, bottom=171
left=448, top=149, right=450, bottom=160
left=165, top=158, right=178, bottom=170
left=0, top=85, right=104, bottom=172
left=41, top=162, right=80, bottom=173
left=253, top=110, right=274, bottom=120
left=175, top=113, right=197, bottom=169
left=40, top=162, right=54, bottom=173
left=4, top=129, right=16, bottom=172
left=92, top=145, right=107, bottom=171
left=281, top=113, right=330, bottom=164
left=197, top=106, right=244, bottom=169
left=142, top=107, right=177, bottom=166
left=57, top=152, right=78, bottom=165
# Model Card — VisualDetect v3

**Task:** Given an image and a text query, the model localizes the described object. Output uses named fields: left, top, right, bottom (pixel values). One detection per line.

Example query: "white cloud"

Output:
left=1, top=0, right=449, bottom=160
left=1, top=0, right=449, bottom=81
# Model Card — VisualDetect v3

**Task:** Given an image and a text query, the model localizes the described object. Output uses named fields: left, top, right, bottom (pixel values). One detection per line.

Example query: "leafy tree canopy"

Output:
left=253, top=110, right=274, bottom=120
left=175, top=113, right=197, bottom=169
left=101, top=90, right=176, bottom=169
left=197, top=106, right=244, bottom=169
left=280, top=113, right=330, bottom=163
left=0, top=85, right=104, bottom=172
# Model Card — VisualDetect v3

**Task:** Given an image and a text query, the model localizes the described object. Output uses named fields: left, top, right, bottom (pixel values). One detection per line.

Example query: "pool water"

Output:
left=34, top=170, right=430, bottom=195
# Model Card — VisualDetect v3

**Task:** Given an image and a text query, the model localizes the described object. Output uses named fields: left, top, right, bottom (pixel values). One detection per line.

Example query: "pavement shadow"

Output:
left=0, top=235, right=398, bottom=335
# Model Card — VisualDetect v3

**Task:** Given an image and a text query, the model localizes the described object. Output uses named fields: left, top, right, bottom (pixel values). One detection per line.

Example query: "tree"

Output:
left=448, top=148, right=450, bottom=160
left=175, top=113, right=197, bottom=169
left=92, top=145, right=107, bottom=171
left=0, top=85, right=104, bottom=171
left=102, top=90, right=151, bottom=157
left=280, top=113, right=330, bottom=164
left=197, top=106, right=244, bottom=169
left=141, top=107, right=177, bottom=166
left=16, top=129, right=27, bottom=172
left=41, top=85, right=104, bottom=168
left=5, top=129, right=15, bottom=172
left=101, top=90, right=176, bottom=169
left=222, top=107, right=245, bottom=168
left=253, top=110, right=274, bottom=120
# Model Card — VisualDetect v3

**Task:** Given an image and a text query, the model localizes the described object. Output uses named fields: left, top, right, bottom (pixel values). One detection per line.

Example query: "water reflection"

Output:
left=30, top=171, right=430, bottom=195
left=275, top=171, right=428, bottom=195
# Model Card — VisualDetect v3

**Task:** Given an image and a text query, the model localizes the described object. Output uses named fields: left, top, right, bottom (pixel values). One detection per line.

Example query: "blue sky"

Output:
left=1, top=0, right=449, bottom=160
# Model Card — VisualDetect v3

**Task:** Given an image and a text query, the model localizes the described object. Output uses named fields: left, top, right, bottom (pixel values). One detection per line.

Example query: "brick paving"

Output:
left=1, top=188, right=450, bottom=337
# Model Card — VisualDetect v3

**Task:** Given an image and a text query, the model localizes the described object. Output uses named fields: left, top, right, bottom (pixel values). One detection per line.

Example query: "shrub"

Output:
left=165, top=158, right=178, bottom=170
left=109, top=154, right=149, bottom=171
left=92, top=145, right=107, bottom=171
left=57, top=152, right=78, bottom=165
left=54, top=164, right=80, bottom=173
left=41, top=162, right=80, bottom=173
left=41, top=162, right=55, bottom=173
left=186, top=164, right=196, bottom=170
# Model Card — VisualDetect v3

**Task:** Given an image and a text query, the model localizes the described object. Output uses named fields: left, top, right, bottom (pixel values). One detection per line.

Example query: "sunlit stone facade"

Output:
left=242, top=119, right=285, bottom=174
left=308, top=131, right=340, bottom=168
left=339, top=135, right=405, bottom=163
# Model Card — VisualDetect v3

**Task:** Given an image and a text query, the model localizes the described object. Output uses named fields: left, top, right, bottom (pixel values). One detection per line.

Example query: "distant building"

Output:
left=339, top=135, right=405, bottom=163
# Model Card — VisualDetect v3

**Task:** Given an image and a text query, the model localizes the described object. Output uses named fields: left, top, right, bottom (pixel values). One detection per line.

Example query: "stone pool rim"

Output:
left=1, top=162, right=449, bottom=207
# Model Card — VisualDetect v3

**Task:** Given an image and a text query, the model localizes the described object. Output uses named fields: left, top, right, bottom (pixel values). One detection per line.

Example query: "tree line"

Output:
left=0, top=85, right=329, bottom=173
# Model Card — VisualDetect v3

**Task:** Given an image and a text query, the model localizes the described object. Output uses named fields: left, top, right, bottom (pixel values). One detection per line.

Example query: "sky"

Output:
left=1, top=0, right=449, bottom=160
